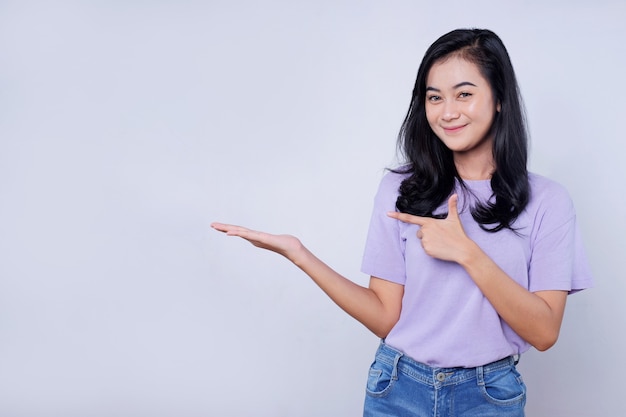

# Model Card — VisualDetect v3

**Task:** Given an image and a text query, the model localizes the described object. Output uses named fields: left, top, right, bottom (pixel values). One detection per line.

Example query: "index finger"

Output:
left=211, top=222, right=246, bottom=233
left=387, top=211, right=429, bottom=226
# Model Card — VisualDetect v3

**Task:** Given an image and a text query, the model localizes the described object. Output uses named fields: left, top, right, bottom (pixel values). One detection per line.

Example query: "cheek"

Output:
left=468, top=101, right=496, bottom=126
left=467, top=100, right=480, bottom=115
left=425, top=107, right=438, bottom=129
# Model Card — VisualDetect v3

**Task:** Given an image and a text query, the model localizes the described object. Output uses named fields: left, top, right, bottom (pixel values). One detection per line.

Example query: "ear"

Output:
left=496, top=101, right=501, bottom=112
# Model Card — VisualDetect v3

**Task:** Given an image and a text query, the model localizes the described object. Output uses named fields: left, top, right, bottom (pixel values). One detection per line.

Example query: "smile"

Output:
left=442, top=124, right=467, bottom=134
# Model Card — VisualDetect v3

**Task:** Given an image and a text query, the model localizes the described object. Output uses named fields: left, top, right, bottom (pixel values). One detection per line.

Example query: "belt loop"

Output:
left=391, top=352, right=404, bottom=381
left=476, top=364, right=485, bottom=386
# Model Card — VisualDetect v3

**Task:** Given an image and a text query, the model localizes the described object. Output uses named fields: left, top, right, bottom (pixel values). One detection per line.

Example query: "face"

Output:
left=425, top=56, right=500, bottom=158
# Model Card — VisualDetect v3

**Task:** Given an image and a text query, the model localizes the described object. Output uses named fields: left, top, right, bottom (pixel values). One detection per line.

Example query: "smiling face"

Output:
left=425, top=56, right=500, bottom=169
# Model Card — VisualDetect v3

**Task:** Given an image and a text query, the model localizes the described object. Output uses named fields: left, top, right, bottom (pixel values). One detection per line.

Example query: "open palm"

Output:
left=211, top=222, right=303, bottom=259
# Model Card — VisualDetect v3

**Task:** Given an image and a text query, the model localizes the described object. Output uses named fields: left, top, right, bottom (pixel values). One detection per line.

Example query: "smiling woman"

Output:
left=212, top=28, right=593, bottom=417
left=425, top=57, right=500, bottom=177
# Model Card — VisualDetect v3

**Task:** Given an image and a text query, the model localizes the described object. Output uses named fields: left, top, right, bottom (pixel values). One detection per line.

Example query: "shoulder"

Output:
left=369, top=169, right=411, bottom=211
left=528, top=172, right=573, bottom=209
left=526, top=172, right=576, bottom=229
left=375, top=168, right=411, bottom=197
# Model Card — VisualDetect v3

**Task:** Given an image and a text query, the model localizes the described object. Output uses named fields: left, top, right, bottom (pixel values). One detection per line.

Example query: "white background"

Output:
left=0, top=1, right=624, bottom=416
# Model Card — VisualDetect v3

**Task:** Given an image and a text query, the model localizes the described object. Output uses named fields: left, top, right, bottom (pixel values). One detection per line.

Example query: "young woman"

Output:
left=211, top=29, right=593, bottom=416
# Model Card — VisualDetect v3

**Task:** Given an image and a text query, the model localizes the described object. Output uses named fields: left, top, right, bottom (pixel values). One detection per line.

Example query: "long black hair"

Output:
left=395, top=28, right=529, bottom=232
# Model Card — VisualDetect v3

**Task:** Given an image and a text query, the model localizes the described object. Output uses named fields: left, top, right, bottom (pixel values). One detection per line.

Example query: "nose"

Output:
left=441, top=101, right=460, bottom=121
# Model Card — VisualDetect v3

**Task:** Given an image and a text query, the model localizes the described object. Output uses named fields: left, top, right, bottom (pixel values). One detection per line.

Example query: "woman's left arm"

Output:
left=459, top=249, right=567, bottom=351
left=388, top=194, right=567, bottom=351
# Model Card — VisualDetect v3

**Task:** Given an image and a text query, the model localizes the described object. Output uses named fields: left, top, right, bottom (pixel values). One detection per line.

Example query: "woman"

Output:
left=212, top=29, right=593, bottom=416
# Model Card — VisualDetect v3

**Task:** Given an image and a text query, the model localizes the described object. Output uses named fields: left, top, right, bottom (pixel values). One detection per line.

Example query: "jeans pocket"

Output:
left=365, top=360, right=396, bottom=398
left=479, top=366, right=526, bottom=405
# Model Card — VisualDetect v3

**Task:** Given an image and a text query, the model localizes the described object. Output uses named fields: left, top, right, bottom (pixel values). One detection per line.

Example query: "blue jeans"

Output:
left=364, top=342, right=526, bottom=417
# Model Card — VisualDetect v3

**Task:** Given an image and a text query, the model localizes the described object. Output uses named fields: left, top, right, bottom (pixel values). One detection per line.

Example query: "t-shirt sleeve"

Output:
left=528, top=184, right=594, bottom=294
left=360, top=173, right=407, bottom=284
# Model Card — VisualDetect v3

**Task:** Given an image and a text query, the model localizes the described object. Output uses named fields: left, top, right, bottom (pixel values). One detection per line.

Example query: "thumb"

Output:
left=446, top=194, right=460, bottom=221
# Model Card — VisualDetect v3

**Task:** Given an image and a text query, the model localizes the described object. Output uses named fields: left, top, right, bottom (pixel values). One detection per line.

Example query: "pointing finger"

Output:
left=387, top=211, right=429, bottom=226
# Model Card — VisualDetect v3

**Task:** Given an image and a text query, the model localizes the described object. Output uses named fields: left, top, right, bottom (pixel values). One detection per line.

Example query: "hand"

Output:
left=211, top=222, right=303, bottom=260
left=386, top=194, right=474, bottom=263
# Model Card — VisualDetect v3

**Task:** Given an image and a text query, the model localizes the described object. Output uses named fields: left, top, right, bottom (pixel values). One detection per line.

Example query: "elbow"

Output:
left=371, top=322, right=392, bottom=339
left=371, top=318, right=399, bottom=340
left=532, top=330, right=560, bottom=352
left=373, top=329, right=391, bottom=339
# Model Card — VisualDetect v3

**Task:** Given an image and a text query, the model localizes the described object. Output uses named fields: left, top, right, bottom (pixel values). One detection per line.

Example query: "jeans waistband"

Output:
left=375, top=341, right=518, bottom=387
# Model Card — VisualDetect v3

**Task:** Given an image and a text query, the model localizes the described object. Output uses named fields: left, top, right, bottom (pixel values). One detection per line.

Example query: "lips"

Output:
left=442, top=124, right=467, bottom=134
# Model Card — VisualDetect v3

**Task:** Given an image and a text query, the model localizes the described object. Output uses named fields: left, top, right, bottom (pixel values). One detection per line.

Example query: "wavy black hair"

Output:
left=394, top=28, right=529, bottom=232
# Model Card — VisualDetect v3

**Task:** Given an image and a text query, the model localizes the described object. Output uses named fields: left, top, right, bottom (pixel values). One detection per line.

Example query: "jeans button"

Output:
left=436, top=372, right=446, bottom=382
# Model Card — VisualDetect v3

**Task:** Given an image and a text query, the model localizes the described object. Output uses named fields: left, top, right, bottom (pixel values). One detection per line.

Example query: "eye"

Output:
left=458, top=92, right=472, bottom=98
left=427, top=95, right=441, bottom=102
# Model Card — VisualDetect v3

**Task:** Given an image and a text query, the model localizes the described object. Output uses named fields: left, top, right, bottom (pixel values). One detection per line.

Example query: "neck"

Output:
left=457, top=168, right=494, bottom=181
left=452, top=134, right=495, bottom=180
left=454, top=155, right=495, bottom=180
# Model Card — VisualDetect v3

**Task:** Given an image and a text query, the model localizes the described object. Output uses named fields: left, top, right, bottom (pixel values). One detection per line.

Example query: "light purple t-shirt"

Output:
left=361, top=171, right=593, bottom=368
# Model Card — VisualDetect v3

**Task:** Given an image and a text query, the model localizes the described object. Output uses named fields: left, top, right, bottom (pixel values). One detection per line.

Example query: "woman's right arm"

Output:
left=211, top=222, right=404, bottom=338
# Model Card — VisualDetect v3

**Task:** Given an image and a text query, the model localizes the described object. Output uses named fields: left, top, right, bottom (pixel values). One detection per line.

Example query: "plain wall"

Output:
left=0, top=1, right=624, bottom=416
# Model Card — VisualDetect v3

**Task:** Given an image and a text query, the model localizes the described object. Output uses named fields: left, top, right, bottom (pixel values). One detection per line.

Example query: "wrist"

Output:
left=457, top=239, right=483, bottom=269
left=287, top=239, right=309, bottom=266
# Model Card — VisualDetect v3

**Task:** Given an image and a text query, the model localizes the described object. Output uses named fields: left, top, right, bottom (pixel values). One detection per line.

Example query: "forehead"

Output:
left=426, top=56, right=488, bottom=87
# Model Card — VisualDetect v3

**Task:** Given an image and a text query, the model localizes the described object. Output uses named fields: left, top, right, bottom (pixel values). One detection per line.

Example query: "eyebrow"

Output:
left=426, top=81, right=478, bottom=92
